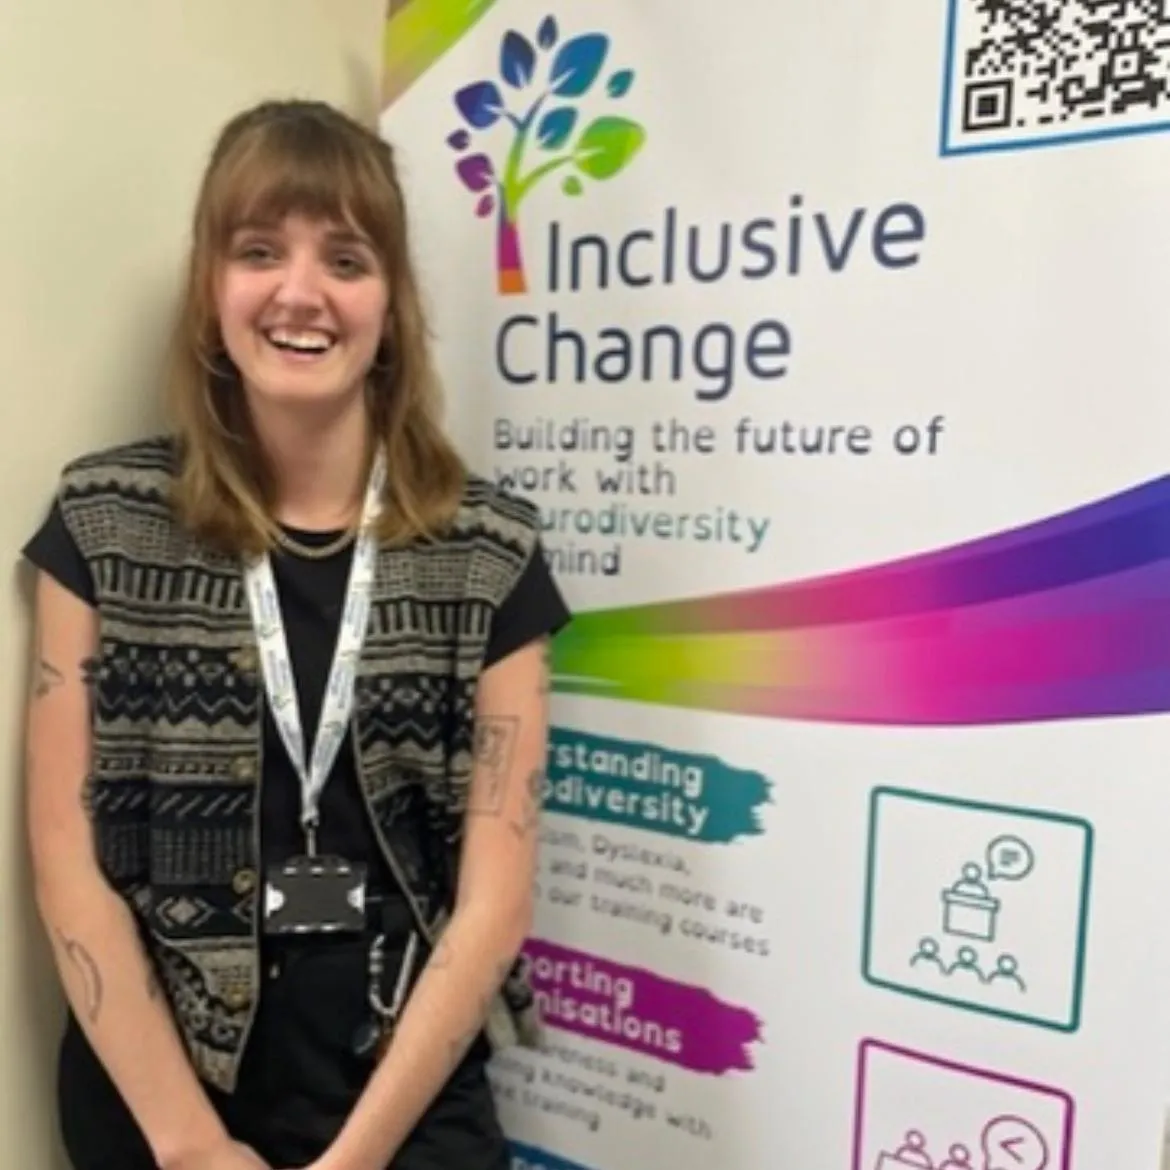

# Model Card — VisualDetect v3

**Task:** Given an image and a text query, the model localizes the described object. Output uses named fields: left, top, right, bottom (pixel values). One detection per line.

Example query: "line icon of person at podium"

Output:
left=903, top=838, right=1038, bottom=997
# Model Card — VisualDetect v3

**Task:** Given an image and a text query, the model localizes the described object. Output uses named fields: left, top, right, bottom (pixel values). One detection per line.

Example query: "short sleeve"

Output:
left=484, top=539, right=571, bottom=668
left=22, top=498, right=96, bottom=606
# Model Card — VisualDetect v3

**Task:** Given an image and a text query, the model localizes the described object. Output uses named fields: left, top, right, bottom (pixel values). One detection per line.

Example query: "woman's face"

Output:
left=215, top=212, right=389, bottom=415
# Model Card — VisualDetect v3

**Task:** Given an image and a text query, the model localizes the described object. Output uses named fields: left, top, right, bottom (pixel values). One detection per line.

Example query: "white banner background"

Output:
left=380, top=4, right=1170, bottom=1168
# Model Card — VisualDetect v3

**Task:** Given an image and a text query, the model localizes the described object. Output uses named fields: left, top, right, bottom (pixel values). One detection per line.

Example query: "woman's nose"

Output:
left=273, top=252, right=326, bottom=307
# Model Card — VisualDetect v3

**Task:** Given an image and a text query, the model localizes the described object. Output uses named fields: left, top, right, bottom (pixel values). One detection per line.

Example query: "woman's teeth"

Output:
left=265, top=328, right=334, bottom=354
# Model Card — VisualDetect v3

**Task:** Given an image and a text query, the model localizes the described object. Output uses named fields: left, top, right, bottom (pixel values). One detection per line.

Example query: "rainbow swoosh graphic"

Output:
left=549, top=478, right=1170, bottom=726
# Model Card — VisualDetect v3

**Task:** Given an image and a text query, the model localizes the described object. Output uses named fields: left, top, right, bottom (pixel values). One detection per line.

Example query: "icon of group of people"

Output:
left=878, top=1129, right=976, bottom=1170
left=909, top=937, right=1027, bottom=990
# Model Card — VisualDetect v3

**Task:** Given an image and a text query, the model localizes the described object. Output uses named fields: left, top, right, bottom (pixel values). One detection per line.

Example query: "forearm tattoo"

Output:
left=510, top=768, right=544, bottom=839
left=54, top=928, right=103, bottom=1023
left=469, top=715, right=519, bottom=815
left=33, top=654, right=64, bottom=699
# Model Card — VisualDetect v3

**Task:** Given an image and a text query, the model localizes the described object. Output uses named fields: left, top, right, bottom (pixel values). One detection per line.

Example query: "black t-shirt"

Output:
left=23, top=499, right=570, bottom=895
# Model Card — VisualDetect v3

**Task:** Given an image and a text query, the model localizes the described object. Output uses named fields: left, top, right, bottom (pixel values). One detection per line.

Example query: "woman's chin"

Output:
left=242, top=376, right=366, bottom=419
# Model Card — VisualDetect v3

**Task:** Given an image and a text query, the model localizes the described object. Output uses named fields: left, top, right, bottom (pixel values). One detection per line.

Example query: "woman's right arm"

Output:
left=25, top=569, right=264, bottom=1170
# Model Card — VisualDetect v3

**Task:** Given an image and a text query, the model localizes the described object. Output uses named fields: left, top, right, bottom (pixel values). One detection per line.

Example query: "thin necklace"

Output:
left=272, top=444, right=377, bottom=560
left=274, top=525, right=358, bottom=560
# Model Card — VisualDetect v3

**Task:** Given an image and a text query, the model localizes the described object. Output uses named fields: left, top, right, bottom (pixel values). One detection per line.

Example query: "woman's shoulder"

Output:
left=454, top=472, right=541, bottom=538
left=58, top=433, right=178, bottom=498
left=441, top=474, right=550, bottom=607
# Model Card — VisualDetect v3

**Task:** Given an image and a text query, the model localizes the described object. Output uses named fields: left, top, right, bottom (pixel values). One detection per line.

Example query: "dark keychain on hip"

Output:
left=352, top=930, right=421, bottom=1057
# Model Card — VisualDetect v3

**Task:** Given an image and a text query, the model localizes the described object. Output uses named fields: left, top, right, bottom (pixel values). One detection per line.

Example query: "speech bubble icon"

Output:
left=986, top=834, right=1035, bottom=881
left=981, top=1114, right=1049, bottom=1170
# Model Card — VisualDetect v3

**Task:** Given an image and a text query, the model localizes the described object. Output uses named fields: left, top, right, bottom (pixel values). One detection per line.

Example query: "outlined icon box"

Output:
left=853, top=1039, right=1074, bottom=1170
left=862, top=788, right=1093, bottom=1032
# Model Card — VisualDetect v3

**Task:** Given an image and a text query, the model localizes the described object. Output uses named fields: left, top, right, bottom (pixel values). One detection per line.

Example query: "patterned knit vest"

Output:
left=58, top=436, right=542, bottom=1091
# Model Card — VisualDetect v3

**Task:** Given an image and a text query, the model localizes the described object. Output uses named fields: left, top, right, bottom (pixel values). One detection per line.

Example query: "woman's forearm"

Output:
left=35, top=866, right=230, bottom=1168
left=320, top=900, right=529, bottom=1170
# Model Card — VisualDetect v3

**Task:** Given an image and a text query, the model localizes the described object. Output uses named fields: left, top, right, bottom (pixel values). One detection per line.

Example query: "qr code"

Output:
left=941, top=0, right=1170, bottom=154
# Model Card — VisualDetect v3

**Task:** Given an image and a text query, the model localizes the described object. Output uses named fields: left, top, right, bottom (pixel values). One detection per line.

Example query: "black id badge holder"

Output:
left=263, top=844, right=368, bottom=935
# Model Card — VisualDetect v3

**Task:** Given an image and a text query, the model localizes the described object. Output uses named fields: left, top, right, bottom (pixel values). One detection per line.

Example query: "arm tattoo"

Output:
left=54, top=928, right=103, bottom=1023
left=473, top=716, right=518, bottom=774
left=33, top=656, right=64, bottom=699
left=469, top=716, right=519, bottom=815
left=31, top=618, right=65, bottom=699
left=510, top=768, right=544, bottom=839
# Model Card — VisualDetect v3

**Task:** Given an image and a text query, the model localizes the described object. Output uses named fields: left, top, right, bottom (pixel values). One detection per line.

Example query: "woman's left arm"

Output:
left=317, top=636, right=549, bottom=1170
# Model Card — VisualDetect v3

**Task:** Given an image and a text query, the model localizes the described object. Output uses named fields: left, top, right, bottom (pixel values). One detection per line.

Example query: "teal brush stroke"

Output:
left=545, top=727, right=772, bottom=843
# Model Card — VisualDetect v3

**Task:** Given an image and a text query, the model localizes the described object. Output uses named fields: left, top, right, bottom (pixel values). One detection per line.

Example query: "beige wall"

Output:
left=0, top=2, right=383, bottom=1163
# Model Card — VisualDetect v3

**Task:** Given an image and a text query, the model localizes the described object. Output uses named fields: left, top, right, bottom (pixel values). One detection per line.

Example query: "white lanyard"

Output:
left=244, top=450, right=386, bottom=854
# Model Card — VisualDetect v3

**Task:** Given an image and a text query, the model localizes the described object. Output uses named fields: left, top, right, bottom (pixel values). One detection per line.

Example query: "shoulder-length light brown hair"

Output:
left=166, top=98, right=465, bottom=556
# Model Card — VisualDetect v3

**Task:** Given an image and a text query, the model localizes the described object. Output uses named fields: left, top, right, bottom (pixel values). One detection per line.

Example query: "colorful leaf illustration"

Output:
left=456, top=153, right=495, bottom=192
left=537, top=15, right=558, bottom=49
left=454, top=80, right=504, bottom=128
left=537, top=107, right=578, bottom=150
left=501, top=30, right=536, bottom=87
left=574, top=116, right=646, bottom=180
left=443, top=14, right=648, bottom=299
left=550, top=33, right=609, bottom=97
left=607, top=69, right=635, bottom=98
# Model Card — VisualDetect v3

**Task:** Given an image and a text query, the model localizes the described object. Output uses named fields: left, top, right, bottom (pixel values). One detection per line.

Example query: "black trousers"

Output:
left=57, top=927, right=509, bottom=1170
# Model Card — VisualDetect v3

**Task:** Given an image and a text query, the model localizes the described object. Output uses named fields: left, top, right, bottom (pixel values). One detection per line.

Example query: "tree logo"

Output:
left=446, top=14, right=647, bottom=295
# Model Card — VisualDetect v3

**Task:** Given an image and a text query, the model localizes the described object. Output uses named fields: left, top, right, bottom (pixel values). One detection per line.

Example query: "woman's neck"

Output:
left=249, top=393, right=373, bottom=532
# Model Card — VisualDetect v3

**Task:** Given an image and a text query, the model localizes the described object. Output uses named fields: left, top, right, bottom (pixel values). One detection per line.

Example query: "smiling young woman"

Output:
left=22, top=100, right=569, bottom=1170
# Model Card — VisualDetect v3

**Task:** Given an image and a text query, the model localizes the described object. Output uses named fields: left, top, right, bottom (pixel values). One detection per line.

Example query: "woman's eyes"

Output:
left=235, top=242, right=276, bottom=263
left=231, top=241, right=371, bottom=277
left=329, top=252, right=371, bottom=277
